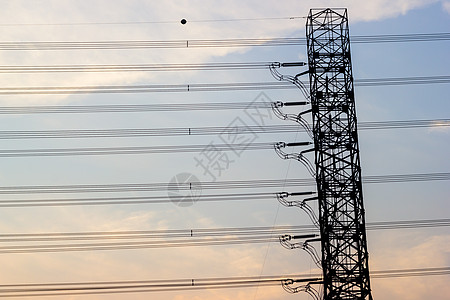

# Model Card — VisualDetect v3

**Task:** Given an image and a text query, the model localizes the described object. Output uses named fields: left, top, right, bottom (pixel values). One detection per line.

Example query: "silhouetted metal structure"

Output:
left=306, top=8, right=373, bottom=299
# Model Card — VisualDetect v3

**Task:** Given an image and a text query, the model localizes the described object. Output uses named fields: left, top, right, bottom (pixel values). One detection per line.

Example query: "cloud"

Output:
left=0, top=205, right=311, bottom=300
left=0, top=3, right=447, bottom=300
left=341, top=0, right=439, bottom=21
left=370, top=232, right=450, bottom=300
left=0, top=0, right=443, bottom=104
left=443, top=1, right=450, bottom=13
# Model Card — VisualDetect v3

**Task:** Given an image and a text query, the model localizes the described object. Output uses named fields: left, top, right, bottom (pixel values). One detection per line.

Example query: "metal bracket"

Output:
left=269, top=64, right=310, bottom=100
left=274, top=142, right=316, bottom=177
left=279, top=234, right=322, bottom=269
left=271, top=103, right=314, bottom=139
left=303, top=239, right=322, bottom=269
left=276, top=192, right=319, bottom=227
left=282, top=280, right=321, bottom=300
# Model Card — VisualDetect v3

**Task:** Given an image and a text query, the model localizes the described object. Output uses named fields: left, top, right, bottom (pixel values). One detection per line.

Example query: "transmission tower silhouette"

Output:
left=270, top=8, right=374, bottom=299
left=305, top=8, right=373, bottom=299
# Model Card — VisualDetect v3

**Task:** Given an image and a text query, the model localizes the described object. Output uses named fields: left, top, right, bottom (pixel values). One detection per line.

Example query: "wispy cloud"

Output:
left=443, top=1, right=450, bottom=13
left=370, top=232, right=450, bottom=300
left=0, top=0, right=443, bottom=104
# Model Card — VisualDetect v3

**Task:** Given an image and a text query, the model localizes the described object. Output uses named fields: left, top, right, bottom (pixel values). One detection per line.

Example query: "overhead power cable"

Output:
left=2, top=219, right=448, bottom=241
left=0, top=16, right=307, bottom=27
left=0, top=33, right=448, bottom=51
left=0, top=172, right=447, bottom=195
left=0, top=61, right=301, bottom=73
left=0, top=274, right=320, bottom=297
left=0, top=76, right=448, bottom=95
left=0, top=101, right=275, bottom=115
left=369, top=267, right=450, bottom=279
left=0, top=234, right=284, bottom=253
left=0, top=141, right=288, bottom=157
left=0, top=119, right=447, bottom=139
left=0, top=191, right=288, bottom=207
left=0, top=219, right=447, bottom=253
left=0, top=100, right=447, bottom=115
left=0, top=138, right=444, bottom=158
left=0, top=268, right=446, bottom=297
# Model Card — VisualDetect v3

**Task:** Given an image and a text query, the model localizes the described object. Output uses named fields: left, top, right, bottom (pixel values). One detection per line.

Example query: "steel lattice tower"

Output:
left=306, top=9, right=373, bottom=299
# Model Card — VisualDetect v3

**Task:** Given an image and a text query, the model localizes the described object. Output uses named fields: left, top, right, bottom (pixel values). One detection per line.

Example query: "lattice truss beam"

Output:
left=306, top=8, right=373, bottom=300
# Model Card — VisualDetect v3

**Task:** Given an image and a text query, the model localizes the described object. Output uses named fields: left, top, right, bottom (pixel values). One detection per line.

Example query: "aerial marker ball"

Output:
left=181, top=19, right=187, bottom=24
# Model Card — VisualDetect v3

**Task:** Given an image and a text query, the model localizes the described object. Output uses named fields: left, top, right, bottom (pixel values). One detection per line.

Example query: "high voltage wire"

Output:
left=0, top=33, right=448, bottom=51
left=0, top=61, right=294, bottom=73
left=0, top=268, right=447, bottom=297
left=0, top=277, right=317, bottom=297
left=0, top=235, right=284, bottom=253
left=0, top=172, right=446, bottom=206
left=0, top=81, right=291, bottom=95
left=0, top=192, right=288, bottom=207
left=0, top=119, right=447, bottom=139
left=0, top=76, right=448, bottom=95
left=1, top=224, right=314, bottom=241
left=0, top=16, right=307, bottom=26
left=0, top=174, right=445, bottom=207
left=0, top=274, right=318, bottom=297
left=0, top=101, right=273, bottom=114
left=0, top=141, right=284, bottom=157
left=2, top=219, right=448, bottom=241
left=0, top=178, right=313, bottom=194
left=370, top=267, right=450, bottom=279
left=0, top=101, right=447, bottom=115
left=0, top=219, right=447, bottom=254
left=0, top=172, right=447, bottom=195
left=3, top=139, right=450, bottom=158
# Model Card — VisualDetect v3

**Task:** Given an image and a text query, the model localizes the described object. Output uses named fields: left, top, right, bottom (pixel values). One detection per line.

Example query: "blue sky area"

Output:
left=0, top=1, right=448, bottom=300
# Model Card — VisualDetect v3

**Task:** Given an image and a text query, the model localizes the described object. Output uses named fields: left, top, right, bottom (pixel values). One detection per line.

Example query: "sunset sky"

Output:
left=0, top=1, right=448, bottom=299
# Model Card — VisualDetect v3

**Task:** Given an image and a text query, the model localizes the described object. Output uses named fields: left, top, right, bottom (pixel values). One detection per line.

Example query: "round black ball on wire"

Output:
left=181, top=19, right=187, bottom=24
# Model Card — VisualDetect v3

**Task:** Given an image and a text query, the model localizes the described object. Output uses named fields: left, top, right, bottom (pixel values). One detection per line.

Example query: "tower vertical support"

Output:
left=306, top=9, right=373, bottom=299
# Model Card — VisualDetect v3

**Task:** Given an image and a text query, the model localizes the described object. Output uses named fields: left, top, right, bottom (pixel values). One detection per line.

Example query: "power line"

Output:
left=0, top=141, right=285, bottom=157
left=0, top=274, right=319, bottom=297
left=0, top=16, right=307, bottom=27
left=0, top=119, right=447, bottom=139
left=0, top=219, right=447, bottom=254
left=0, top=172, right=447, bottom=195
left=2, top=219, right=448, bottom=241
left=0, top=268, right=446, bottom=297
left=3, top=139, right=450, bottom=159
left=0, top=101, right=274, bottom=115
left=370, top=267, right=450, bottom=278
left=0, top=174, right=446, bottom=207
left=0, top=76, right=448, bottom=95
left=0, top=81, right=291, bottom=95
left=0, top=61, right=299, bottom=73
left=0, top=178, right=314, bottom=194
left=0, top=99, right=446, bottom=115
left=0, top=235, right=283, bottom=253
left=0, top=33, right=448, bottom=51
left=0, top=191, right=288, bottom=207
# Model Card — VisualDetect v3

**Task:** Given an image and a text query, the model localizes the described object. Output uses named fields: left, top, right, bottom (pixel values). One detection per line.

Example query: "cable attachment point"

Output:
left=282, top=280, right=321, bottom=300
left=274, top=143, right=316, bottom=177
left=271, top=101, right=284, bottom=108
left=278, top=233, right=319, bottom=250
left=269, top=64, right=310, bottom=99
left=276, top=193, right=319, bottom=227
left=271, top=103, right=313, bottom=139
left=303, top=238, right=322, bottom=269
left=279, top=234, right=300, bottom=249
left=278, top=229, right=322, bottom=269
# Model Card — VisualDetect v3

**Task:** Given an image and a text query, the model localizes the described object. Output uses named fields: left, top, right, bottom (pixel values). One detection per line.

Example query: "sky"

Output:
left=0, top=0, right=448, bottom=299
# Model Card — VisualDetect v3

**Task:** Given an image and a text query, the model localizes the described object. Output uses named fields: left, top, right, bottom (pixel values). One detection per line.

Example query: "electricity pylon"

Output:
left=306, top=8, right=373, bottom=299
